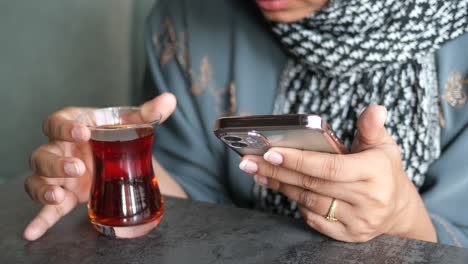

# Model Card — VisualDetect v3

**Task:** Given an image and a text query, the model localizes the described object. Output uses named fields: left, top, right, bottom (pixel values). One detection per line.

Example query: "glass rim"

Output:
left=77, top=106, right=162, bottom=131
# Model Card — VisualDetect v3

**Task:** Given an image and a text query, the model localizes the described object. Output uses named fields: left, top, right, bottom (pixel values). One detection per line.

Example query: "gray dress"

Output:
left=138, top=0, right=468, bottom=247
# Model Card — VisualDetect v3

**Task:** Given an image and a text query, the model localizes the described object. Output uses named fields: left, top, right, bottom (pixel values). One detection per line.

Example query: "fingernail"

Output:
left=239, top=160, right=258, bottom=174
left=64, top=162, right=80, bottom=176
left=264, top=151, right=283, bottom=165
left=44, top=191, right=55, bottom=202
left=254, top=175, right=269, bottom=187
left=71, top=127, right=85, bottom=140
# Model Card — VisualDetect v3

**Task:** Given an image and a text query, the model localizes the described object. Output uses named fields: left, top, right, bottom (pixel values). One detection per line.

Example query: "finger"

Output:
left=23, top=191, right=79, bottom=241
left=299, top=206, right=355, bottom=242
left=253, top=174, right=282, bottom=191
left=264, top=149, right=363, bottom=182
left=139, top=93, right=177, bottom=124
left=245, top=149, right=366, bottom=182
left=242, top=157, right=357, bottom=202
left=279, top=183, right=355, bottom=224
left=43, top=108, right=91, bottom=142
left=30, top=146, right=86, bottom=178
left=352, top=105, right=393, bottom=152
left=42, top=107, right=91, bottom=142
left=24, top=175, right=66, bottom=205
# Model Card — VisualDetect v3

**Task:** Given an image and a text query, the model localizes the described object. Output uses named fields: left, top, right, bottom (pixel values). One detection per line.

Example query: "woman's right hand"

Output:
left=23, top=93, right=177, bottom=241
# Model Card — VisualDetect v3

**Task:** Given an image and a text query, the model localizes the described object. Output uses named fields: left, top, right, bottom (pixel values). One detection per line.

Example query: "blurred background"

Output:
left=0, top=0, right=156, bottom=183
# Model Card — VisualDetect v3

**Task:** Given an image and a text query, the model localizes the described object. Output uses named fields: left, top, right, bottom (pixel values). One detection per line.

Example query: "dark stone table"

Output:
left=1, top=178, right=467, bottom=264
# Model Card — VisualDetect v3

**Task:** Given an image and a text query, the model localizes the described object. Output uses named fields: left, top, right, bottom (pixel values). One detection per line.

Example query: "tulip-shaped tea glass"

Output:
left=78, top=107, right=164, bottom=239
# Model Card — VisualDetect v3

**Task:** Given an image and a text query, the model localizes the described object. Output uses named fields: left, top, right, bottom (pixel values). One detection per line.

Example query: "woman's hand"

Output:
left=23, top=93, right=177, bottom=241
left=239, top=106, right=437, bottom=243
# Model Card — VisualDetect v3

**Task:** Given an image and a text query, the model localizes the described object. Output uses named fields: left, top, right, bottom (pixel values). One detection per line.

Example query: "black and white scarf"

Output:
left=255, top=0, right=468, bottom=218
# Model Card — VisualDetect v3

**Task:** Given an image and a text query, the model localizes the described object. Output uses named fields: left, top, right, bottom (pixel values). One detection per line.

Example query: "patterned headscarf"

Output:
left=255, top=0, right=468, bottom=217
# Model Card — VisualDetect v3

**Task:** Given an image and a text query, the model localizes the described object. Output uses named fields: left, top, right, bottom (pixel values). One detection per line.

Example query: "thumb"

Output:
left=352, top=105, right=389, bottom=151
left=140, top=92, right=177, bottom=124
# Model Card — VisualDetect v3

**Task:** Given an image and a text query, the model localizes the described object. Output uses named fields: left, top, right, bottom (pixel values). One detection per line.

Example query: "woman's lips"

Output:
left=255, top=0, right=289, bottom=11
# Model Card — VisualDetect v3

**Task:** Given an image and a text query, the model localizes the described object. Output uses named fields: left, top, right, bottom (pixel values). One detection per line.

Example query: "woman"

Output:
left=24, top=0, right=468, bottom=246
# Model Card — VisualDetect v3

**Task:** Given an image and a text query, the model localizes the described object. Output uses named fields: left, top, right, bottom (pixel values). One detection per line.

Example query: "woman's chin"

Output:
left=261, top=10, right=309, bottom=23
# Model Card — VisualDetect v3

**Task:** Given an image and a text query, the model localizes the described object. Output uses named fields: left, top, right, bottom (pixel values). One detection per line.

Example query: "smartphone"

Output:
left=213, top=114, right=348, bottom=156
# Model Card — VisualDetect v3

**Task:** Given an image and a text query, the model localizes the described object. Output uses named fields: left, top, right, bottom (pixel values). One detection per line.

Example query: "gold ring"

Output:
left=325, top=198, right=338, bottom=222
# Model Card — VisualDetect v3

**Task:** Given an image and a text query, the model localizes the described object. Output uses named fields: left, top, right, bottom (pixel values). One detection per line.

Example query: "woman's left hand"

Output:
left=239, top=106, right=436, bottom=243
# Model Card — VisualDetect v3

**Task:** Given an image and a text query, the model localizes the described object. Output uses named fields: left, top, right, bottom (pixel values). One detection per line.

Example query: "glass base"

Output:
left=91, top=215, right=163, bottom=239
